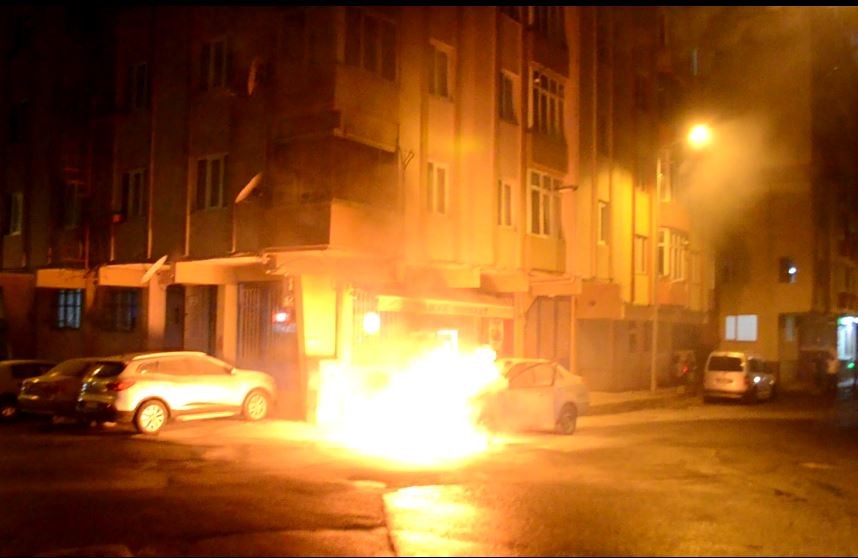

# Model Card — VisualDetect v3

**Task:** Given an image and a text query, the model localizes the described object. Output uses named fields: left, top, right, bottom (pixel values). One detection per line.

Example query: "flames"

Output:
left=316, top=345, right=507, bottom=466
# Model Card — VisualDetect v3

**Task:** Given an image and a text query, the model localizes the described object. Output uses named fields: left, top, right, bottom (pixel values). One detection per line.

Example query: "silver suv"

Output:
left=76, top=351, right=277, bottom=434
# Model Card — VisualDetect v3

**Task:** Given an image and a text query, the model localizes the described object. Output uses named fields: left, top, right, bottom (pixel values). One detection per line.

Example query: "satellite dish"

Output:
left=235, top=172, right=263, bottom=204
left=140, top=255, right=168, bottom=284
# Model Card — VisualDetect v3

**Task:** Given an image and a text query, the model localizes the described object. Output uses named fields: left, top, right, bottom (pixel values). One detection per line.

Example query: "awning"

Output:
left=98, top=263, right=149, bottom=287
left=376, top=290, right=513, bottom=320
left=174, top=255, right=267, bottom=285
left=35, top=268, right=87, bottom=289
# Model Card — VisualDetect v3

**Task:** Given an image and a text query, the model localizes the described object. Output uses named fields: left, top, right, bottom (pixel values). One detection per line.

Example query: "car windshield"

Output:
left=89, top=362, right=127, bottom=378
left=708, top=356, right=743, bottom=372
left=45, top=359, right=100, bottom=378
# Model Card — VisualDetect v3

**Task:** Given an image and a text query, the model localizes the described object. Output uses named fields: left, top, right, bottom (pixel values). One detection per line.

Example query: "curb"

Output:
left=587, top=393, right=690, bottom=416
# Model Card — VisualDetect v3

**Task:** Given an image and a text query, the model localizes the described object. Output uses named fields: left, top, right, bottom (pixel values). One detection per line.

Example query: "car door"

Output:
left=507, top=362, right=555, bottom=432
left=189, top=355, right=238, bottom=411
left=748, top=357, right=774, bottom=398
left=157, top=356, right=202, bottom=414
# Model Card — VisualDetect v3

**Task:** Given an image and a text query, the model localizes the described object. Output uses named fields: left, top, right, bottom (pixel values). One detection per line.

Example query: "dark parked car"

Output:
left=0, top=360, right=57, bottom=421
left=18, top=358, right=119, bottom=421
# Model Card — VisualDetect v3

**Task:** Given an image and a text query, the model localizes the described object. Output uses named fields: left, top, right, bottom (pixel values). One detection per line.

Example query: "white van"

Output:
left=702, top=350, right=776, bottom=403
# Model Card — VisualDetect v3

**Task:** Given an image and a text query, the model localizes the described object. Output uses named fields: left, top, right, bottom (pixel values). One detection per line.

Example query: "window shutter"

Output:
left=196, top=159, right=207, bottom=210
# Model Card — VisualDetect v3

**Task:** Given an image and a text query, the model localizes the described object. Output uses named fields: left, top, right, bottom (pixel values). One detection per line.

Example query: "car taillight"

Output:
left=106, top=380, right=136, bottom=391
left=743, top=374, right=751, bottom=387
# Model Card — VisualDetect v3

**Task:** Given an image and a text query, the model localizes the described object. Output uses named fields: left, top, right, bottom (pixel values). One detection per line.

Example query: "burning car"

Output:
left=478, top=358, right=589, bottom=435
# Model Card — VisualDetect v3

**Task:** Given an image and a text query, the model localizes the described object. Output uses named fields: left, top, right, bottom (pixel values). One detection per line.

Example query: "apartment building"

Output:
left=1, top=6, right=714, bottom=416
left=567, top=7, right=714, bottom=391
left=673, top=6, right=858, bottom=385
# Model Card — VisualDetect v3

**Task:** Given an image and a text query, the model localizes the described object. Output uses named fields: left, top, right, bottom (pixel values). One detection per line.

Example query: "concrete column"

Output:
left=221, top=284, right=238, bottom=363
left=146, top=281, right=166, bottom=350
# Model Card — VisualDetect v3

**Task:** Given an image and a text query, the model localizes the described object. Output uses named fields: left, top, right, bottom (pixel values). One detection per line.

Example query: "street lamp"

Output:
left=687, top=123, right=713, bottom=150
left=650, top=122, right=714, bottom=392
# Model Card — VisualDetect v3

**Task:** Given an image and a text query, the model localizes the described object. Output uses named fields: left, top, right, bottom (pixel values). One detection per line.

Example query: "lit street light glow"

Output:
left=688, top=123, right=713, bottom=149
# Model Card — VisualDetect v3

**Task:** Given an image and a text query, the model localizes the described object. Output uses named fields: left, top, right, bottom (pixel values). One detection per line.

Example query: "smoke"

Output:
left=677, top=115, right=773, bottom=247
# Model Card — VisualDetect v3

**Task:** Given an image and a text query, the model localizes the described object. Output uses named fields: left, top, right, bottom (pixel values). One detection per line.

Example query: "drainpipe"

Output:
left=146, top=5, right=157, bottom=261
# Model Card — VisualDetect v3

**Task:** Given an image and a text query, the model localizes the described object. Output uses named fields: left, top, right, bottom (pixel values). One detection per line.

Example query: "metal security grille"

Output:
left=237, top=281, right=281, bottom=369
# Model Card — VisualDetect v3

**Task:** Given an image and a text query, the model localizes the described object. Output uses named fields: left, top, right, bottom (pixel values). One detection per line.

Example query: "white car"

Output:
left=480, top=358, right=590, bottom=435
left=76, top=351, right=277, bottom=434
left=702, top=350, right=776, bottom=403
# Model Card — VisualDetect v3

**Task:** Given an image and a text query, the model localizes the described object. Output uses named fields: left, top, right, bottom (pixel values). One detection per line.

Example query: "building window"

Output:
left=121, top=169, right=147, bottom=219
left=779, top=257, right=798, bottom=284
left=530, top=68, right=565, bottom=139
left=426, top=161, right=447, bottom=215
left=4, top=192, right=23, bottom=236
left=8, top=100, right=29, bottom=143
left=634, top=235, right=648, bottom=273
left=345, top=8, right=396, bottom=81
left=725, top=314, right=758, bottom=342
left=634, top=155, right=648, bottom=192
left=55, top=289, right=83, bottom=330
left=125, top=62, right=149, bottom=110
left=101, top=288, right=139, bottom=332
left=498, top=72, right=517, bottom=123
left=598, top=201, right=610, bottom=245
left=658, top=227, right=688, bottom=280
left=497, top=179, right=513, bottom=227
left=529, top=6, right=565, bottom=45
left=200, top=38, right=228, bottom=90
left=657, top=154, right=676, bottom=202
left=428, top=42, right=452, bottom=98
left=195, top=154, right=227, bottom=210
left=62, top=185, right=82, bottom=229
left=529, top=170, right=560, bottom=236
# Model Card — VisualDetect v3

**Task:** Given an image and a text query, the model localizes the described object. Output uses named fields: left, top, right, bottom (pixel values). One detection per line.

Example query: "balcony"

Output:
left=261, top=199, right=400, bottom=258
left=275, top=63, right=399, bottom=153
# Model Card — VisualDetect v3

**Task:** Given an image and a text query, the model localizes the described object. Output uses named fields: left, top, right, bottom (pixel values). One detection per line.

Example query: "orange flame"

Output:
left=316, top=345, right=506, bottom=466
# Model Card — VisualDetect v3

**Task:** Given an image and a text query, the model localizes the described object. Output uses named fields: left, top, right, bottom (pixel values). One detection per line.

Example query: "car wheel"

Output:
left=134, top=400, right=167, bottom=434
left=0, top=396, right=17, bottom=422
left=555, top=404, right=577, bottom=435
left=745, top=386, right=759, bottom=404
left=242, top=390, right=270, bottom=421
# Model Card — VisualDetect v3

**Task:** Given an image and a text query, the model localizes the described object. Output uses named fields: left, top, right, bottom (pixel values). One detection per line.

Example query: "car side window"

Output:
left=508, top=367, right=534, bottom=389
left=136, top=360, right=160, bottom=375
left=158, top=358, right=195, bottom=376
left=11, top=364, right=46, bottom=380
left=193, top=357, right=232, bottom=376
left=532, top=364, right=555, bottom=387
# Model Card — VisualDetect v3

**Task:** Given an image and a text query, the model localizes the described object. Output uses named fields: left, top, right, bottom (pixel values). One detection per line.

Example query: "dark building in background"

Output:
left=672, top=6, right=858, bottom=385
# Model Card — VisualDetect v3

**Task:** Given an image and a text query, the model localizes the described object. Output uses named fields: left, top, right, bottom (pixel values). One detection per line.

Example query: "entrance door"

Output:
left=164, top=285, right=185, bottom=350
left=184, top=286, right=216, bottom=355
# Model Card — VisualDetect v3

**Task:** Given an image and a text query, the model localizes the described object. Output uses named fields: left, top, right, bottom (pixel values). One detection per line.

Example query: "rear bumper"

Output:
left=18, top=396, right=77, bottom=417
left=76, top=400, right=134, bottom=423
left=703, top=389, right=747, bottom=400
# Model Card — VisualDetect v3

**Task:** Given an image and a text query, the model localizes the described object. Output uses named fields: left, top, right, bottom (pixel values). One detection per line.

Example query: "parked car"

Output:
left=0, top=360, right=57, bottom=421
left=76, top=351, right=277, bottom=434
left=479, top=358, right=590, bottom=435
left=18, top=358, right=120, bottom=421
left=702, top=350, right=776, bottom=403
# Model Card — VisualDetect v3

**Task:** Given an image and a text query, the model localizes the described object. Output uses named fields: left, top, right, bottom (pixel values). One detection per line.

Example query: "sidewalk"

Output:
left=587, top=386, right=689, bottom=416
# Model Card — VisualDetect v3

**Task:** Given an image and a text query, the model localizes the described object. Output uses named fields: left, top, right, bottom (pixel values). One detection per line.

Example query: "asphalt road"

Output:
left=1, top=393, right=857, bottom=556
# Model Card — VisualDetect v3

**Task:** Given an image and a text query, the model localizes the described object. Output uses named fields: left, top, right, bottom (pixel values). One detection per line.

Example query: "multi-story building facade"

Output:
left=570, top=7, right=714, bottom=391
left=0, top=6, right=714, bottom=420
left=673, top=6, right=858, bottom=386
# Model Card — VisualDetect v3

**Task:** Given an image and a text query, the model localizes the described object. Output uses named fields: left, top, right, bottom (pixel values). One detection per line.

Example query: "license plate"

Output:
left=716, top=378, right=731, bottom=384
